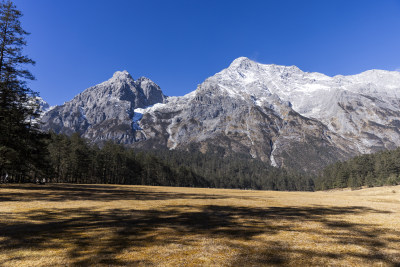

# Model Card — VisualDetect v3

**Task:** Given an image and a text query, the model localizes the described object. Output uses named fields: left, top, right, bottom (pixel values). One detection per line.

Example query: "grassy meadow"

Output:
left=0, top=183, right=399, bottom=266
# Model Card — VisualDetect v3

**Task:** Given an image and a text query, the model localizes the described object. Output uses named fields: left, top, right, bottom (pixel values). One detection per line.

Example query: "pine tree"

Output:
left=0, top=0, right=39, bottom=181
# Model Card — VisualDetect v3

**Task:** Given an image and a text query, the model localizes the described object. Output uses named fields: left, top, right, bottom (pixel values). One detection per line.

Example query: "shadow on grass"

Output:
left=0, top=183, right=232, bottom=202
left=0, top=185, right=399, bottom=266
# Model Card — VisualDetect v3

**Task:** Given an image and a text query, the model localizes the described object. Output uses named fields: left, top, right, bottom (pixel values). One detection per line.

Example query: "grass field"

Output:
left=0, top=184, right=399, bottom=266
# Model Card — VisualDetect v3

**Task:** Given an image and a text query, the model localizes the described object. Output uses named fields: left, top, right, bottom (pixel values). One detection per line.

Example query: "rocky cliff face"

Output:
left=220, top=58, right=400, bottom=154
left=41, top=58, right=400, bottom=172
left=132, top=59, right=354, bottom=172
left=41, top=71, right=166, bottom=144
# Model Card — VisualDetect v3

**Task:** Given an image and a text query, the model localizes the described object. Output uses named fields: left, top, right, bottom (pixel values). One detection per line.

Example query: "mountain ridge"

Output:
left=40, top=58, right=400, bottom=172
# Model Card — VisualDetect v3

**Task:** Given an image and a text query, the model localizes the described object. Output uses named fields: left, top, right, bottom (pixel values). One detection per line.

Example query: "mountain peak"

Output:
left=229, top=57, right=255, bottom=69
left=112, top=70, right=133, bottom=80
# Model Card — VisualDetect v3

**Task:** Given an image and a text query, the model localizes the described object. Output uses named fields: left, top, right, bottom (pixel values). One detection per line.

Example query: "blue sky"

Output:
left=13, top=0, right=400, bottom=106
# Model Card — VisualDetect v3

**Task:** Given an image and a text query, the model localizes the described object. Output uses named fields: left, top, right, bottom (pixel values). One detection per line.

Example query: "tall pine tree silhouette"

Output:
left=0, top=0, right=43, bottom=182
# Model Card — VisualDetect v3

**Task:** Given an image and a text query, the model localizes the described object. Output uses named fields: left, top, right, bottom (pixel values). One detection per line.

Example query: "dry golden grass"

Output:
left=0, top=183, right=399, bottom=266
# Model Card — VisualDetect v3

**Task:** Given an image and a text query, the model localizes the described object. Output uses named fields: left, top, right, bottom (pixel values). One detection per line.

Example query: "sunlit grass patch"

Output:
left=0, top=184, right=399, bottom=266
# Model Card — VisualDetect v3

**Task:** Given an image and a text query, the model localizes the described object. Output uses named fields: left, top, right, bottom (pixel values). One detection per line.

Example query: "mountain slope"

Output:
left=218, top=57, right=400, bottom=153
left=41, top=71, right=166, bottom=143
left=133, top=59, right=356, bottom=172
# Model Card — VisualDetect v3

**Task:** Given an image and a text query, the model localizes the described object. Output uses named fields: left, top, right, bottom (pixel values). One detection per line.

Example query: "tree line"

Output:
left=42, top=132, right=208, bottom=187
left=315, top=148, right=400, bottom=190
left=14, top=132, right=310, bottom=191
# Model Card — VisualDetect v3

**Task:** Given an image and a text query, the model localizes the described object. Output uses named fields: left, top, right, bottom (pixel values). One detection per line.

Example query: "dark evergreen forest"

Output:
left=18, top=132, right=312, bottom=191
left=315, top=148, right=400, bottom=190
left=3, top=123, right=400, bottom=191
left=4, top=129, right=399, bottom=191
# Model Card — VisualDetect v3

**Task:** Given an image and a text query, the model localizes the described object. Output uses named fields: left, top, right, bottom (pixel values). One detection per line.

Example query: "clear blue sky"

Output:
left=12, top=0, right=400, bottom=106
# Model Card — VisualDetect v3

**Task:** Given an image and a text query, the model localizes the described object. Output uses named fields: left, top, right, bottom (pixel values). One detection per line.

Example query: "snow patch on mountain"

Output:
left=132, top=105, right=157, bottom=130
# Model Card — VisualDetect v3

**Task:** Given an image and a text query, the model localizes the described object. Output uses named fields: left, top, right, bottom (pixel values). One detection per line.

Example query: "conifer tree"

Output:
left=0, top=0, right=39, bottom=181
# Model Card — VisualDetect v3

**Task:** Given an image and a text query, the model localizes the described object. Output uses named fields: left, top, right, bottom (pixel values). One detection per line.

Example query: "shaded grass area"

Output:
left=0, top=184, right=233, bottom=202
left=0, top=184, right=400, bottom=266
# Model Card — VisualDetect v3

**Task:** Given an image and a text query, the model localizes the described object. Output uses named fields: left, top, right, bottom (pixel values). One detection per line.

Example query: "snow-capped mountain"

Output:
left=41, top=71, right=166, bottom=143
left=218, top=57, right=400, bottom=154
left=131, top=59, right=353, bottom=172
left=41, top=58, right=400, bottom=172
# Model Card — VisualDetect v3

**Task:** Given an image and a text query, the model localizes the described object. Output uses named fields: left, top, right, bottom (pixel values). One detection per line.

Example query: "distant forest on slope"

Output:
left=314, top=148, right=400, bottom=190
left=2, top=131, right=400, bottom=191
left=30, top=132, right=314, bottom=191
